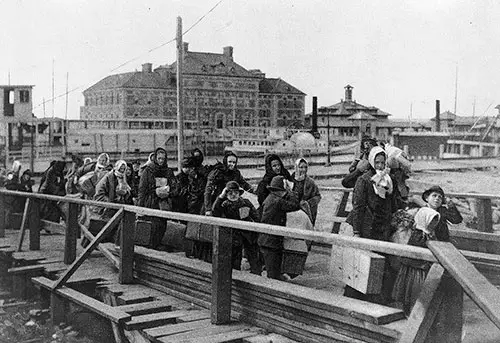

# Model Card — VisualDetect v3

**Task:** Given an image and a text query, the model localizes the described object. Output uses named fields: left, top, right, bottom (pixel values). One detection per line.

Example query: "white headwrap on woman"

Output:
left=414, top=207, right=440, bottom=236
left=368, top=146, right=393, bottom=199
left=294, top=158, right=308, bottom=182
left=11, top=160, right=22, bottom=174
left=114, top=160, right=131, bottom=196
left=96, top=153, right=110, bottom=170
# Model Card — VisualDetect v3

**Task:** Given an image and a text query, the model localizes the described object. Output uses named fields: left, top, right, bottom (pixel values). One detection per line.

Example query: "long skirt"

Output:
left=392, top=264, right=429, bottom=316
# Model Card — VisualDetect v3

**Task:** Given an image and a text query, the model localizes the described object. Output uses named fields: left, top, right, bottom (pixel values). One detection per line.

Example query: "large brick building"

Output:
left=81, top=43, right=305, bottom=135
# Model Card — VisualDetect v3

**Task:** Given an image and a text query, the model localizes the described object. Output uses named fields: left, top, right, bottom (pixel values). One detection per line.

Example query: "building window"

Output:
left=9, top=90, right=14, bottom=104
left=19, top=90, right=30, bottom=103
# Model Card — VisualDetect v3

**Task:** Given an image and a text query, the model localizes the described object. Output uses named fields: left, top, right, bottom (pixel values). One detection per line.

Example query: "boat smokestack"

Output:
left=435, top=100, right=441, bottom=132
left=312, top=96, right=318, bottom=133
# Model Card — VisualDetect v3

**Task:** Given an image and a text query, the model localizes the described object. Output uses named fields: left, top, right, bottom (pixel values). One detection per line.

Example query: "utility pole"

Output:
left=326, top=113, right=331, bottom=166
left=52, top=59, right=55, bottom=118
left=64, top=72, right=69, bottom=156
left=176, top=16, right=184, bottom=172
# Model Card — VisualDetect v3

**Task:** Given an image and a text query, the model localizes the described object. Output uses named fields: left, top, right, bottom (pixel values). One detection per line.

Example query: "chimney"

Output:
left=142, top=63, right=152, bottom=73
left=312, top=96, right=318, bottom=133
left=183, top=42, right=189, bottom=53
left=223, top=46, right=233, bottom=59
left=344, top=85, right=353, bottom=102
left=435, top=100, right=441, bottom=132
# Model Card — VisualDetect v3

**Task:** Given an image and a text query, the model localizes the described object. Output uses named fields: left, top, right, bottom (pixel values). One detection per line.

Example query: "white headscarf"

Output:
left=414, top=207, right=440, bottom=236
left=368, top=146, right=393, bottom=199
left=96, top=153, right=110, bottom=170
left=11, top=160, right=22, bottom=174
left=294, top=158, right=308, bottom=182
left=114, top=160, right=127, bottom=179
left=385, top=143, right=411, bottom=174
left=114, top=160, right=131, bottom=196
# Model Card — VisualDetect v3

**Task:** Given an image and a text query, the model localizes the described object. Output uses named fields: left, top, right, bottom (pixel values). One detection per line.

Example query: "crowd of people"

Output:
left=0, top=136, right=463, bottom=316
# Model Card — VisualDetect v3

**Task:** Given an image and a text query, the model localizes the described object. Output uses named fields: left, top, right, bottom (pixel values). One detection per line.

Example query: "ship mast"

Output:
left=176, top=16, right=185, bottom=172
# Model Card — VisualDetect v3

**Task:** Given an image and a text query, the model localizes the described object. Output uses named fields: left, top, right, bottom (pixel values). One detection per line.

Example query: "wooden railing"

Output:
left=2, top=188, right=500, bottom=342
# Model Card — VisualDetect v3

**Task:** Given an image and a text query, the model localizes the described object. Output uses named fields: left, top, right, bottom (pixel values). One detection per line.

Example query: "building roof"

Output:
left=317, top=100, right=390, bottom=117
left=166, top=51, right=257, bottom=78
left=84, top=71, right=172, bottom=93
left=259, top=78, right=305, bottom=95
left=347, top=111, right=377, bottom=121
left=431, top=110, right=456, bottom=121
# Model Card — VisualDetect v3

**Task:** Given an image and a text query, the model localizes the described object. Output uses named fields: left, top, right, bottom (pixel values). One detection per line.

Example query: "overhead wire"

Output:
left=33, top=0, right=224, bottom=113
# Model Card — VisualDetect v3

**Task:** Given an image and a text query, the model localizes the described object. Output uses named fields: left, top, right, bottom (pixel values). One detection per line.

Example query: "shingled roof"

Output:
left=84, top=71, right=173, bottom=93
left=259, top=78, right=305, bottom=95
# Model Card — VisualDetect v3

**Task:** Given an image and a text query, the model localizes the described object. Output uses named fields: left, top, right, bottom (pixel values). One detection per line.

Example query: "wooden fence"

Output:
left=1, top=188, right=500, bottom=342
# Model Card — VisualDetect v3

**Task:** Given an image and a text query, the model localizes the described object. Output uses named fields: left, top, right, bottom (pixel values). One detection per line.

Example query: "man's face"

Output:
left=227, top=156, right=237, bottom=170
left=156, top=152, right=166, bottom=166
left=427, top=192, right=443, bottom=210
left=271, top=159, right=281, bottom=174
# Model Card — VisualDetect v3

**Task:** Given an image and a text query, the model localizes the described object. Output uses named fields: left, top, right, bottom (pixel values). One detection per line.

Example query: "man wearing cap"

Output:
left=258, top=175, right=300, bottom=280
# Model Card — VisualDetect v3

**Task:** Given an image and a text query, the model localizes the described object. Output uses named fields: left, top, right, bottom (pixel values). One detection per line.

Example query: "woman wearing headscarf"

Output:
left=256, top=154, right=292, bottom=207
left=344, top=146, right=398, bottom=303
left=392, top=207, right=440, bottom=316
left=74, top=153, right=111, bottom=198
left=93, top=160, right=133, bottom=217
left=291, top=158, right=321, bottom=225
left=204, top=151, right=253, bottom=216
left=138, top=147, right=179, bottom=249
left=38, top=160, right=67, bottom=223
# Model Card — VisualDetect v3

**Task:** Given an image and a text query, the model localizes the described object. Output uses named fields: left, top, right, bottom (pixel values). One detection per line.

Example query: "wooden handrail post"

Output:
left=211, top=225, right=232, bottom=324
left=332, top=190, right=350, bottom=233
left=119, top=210, right=135, bottom=284
left=16, top=198, right=32, bottom=252
left=29, top=199, right=41, bottom=251
left=476, top=198, right=493, bottom=232
left=0, top=193, right=5, bottom=238
left=64, top=202, right=79, bottom=264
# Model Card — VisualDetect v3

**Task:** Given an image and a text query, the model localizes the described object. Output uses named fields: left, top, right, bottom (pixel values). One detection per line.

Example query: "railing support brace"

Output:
left=29, top=199, right=41, bottom=251
left=119, top=211, right=135, bottom=284
left=64, top=202, right=79, bottom=264
left=211, top=225, right=232, bottom=324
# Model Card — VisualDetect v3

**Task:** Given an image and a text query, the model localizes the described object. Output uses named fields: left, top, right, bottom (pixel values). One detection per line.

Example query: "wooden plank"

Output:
left=115, top=300, right=173, bottom=316
left=119, top=210, right=135, bottom=284
left=116, top=293, right=155, bottom=305
left=476, top=198, right=493, bottom=232
left=157, top=322, right=253, bottom=343
left=51, top=293, right=66, bottom=326
left=28, top=199, right=40, bottom=251
left=32, top=276, right=131, bottom=323
left=64, top=202, right=79, bottom=264
left=80, top=226, right=119, bottom=269
left=450, top=229, right=500, bottom=243
left=428, top=241, right=500, bottom=330
left=16, top=199, right=32, bottom=252
left=8, top=265, right=44, bottom=274
left=143, top=318, right=211, bottom=339
left=52, top=208, right=124, bottom=289
left=0, top=193, right=5, bottom=238
left=124, top=310, right=192, bottom=330
left=211, top=225, right=232, bottom=324
left=176, top=310, right=211, bottom=323
left=398, top=264, right=445, bottom=343
left=192, top=327, right=263, bottom=343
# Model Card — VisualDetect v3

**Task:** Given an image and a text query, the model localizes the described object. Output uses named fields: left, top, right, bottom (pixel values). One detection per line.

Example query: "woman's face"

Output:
left=118, top=165, right=126, bottom=174
left=298, top=161, right=308, bottom=176
left=427, top=192, right=443, bottom=210
left=98, top=155, right=108, bottom=166
left=226, top=156, right=237, bottom=170
left=270, top=159, right=281, bottom=174
left=126, top=166, right=132, bottom=177
left=374, top=154, right=386, bottom=171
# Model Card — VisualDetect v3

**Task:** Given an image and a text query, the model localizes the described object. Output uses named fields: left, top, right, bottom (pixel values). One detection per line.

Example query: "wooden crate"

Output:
left=329, top=246, right=385, bottom=294
left=135, top=220, right=153, bottom=247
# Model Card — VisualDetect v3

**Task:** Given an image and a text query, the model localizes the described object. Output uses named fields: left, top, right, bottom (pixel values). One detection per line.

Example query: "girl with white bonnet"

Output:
left=392, top=207, right=440, bottom=316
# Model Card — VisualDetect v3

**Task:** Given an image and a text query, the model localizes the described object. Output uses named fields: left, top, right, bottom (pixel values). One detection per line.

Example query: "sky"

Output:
left=2, top=0, right=500, bottom=121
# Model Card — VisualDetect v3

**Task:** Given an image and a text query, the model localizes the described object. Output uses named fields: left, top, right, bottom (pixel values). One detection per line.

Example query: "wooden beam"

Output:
left=211, top=225, right=232, bottom=324
left=428, top=241, right=500, bottom=330
left=64, top=203, right=79, bottom=264
left=52, top=208, right=124, bottom=290
left=0, top=193, right=5, bottom=238
left=16, top=199, right=32, bottom=252
left=476, top=198, right=493, bottom=232
left=28, top=199, right=41, bottom=251
left=398, top=264, right=445, bottom=343
left=119, top=210, right=135, bottom=284
left=80, top=224, right=119, bottom=269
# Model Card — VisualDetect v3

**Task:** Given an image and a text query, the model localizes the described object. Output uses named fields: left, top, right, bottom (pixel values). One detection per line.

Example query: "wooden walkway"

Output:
left=0, top=229, right=295, bottom=343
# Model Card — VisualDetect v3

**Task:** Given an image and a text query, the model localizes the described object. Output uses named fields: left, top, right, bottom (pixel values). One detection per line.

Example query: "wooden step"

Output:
left=124, top=310, right=194, bottom=330
left=157, top=323, right=259, bottom=343
left=117, top=293, right=156, bottom=305
left=242, top=333, right=300, bottom=343
left=143, top=318, right=211, bottom=340
left=115, top=300, right=173, bottom=316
